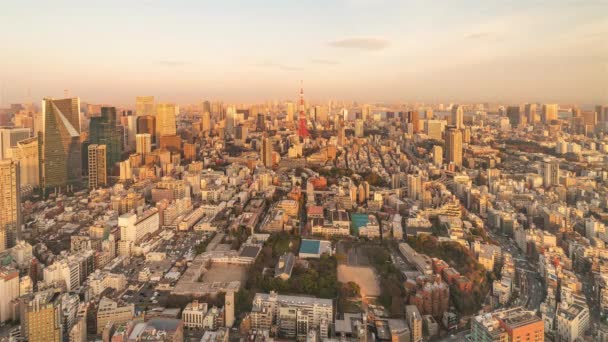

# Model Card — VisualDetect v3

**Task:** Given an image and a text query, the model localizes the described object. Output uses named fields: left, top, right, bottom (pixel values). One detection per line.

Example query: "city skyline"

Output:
left=1, top=0, right=607, bottom=105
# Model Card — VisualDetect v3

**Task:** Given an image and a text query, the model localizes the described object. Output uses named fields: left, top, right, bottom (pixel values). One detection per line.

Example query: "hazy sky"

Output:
left=1, top=0, right=606, bottom=106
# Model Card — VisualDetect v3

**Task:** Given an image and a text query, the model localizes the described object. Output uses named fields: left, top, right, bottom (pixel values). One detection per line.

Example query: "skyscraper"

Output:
left=8, top=137, right=39, bottom=189
left=87, top=144, right=107, bottom=189
left=506, top=106, right=523, bottom=128
left=425, top=120, right=444, bottom=141
left=451, top=105, right=464, bottom=129
left=202, top=112, right=211, bottom=135
left=0, top=127, right=30, bottom=160
left=432, top=145, right=443, bottom=167
left=136, top=115, right=156, bottom=144
left=543, top=158, right=560, bottom=188
left=40, top=97, right=82, bottom=193
left=135, top=96, right=155, bottom=117
left=286, top=102, right=295, bottom=122
left=524, top=103, right=538, bottom=124
left=406, top=111, right=420, bottom=133
left=445, top=127, right=463, bottom=167
left=136, top=133, right=152, bottom=155
left=0, top=159, right=21, bottom=251
left=156, top=103, right=177, bottom=140
left=89, top=107, right=122, bottom=172
left=542, top=104, right=558, bottom=123
left=261, top=137, right=273, bottom=168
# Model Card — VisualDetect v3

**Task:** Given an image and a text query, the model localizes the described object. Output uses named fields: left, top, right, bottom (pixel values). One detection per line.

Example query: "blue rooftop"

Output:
left=299, top=239, right=321, bottom=255
left=351, top=213, right=369, bottom=233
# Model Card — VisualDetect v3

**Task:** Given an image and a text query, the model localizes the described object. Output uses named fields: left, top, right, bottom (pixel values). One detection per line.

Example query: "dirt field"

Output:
left=202, top=264, right=248, bottom=284
left=338, top=265, right=381, bottom=297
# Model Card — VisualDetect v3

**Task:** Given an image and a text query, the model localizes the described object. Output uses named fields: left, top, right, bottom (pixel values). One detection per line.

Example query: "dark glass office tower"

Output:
left=89, top=107, right=123, bottom=173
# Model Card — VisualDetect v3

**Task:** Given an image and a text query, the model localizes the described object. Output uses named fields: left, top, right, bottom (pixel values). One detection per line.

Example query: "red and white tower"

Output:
left=297, top=80, right=310, bottom=139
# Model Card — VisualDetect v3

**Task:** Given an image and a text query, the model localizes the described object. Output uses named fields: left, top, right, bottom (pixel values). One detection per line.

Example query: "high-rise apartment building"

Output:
left=406, top=305, right=423, bottom=342
left=0, top=159, right=21, bottom=251
left=88, top=144, right=107, bottom=189
left=451, top=105, right=464, bottom=129
left=407, top=174, right=422, bottom=201
left=445, top=127, right=463, bottom=167
left=156, top=103, right=177, bottom=141
left=0, top=127, right=30, bottom=160
left=135, top=96, right=155, bottom=117
left=136, top=133, right=152, bottom=155
left=261, top=137, right=273, bottom=168
left=40, top=97, right=82, bottom=192
left=543, top=158, right=560, bottom=188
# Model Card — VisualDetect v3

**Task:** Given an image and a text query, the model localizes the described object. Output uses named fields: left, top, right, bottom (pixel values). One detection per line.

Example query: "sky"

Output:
left=1, top=0, right=607, bottom=106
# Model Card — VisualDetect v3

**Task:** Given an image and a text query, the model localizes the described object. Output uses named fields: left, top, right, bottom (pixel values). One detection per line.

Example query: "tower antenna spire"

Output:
left=297, top=80, right=309, bottom=139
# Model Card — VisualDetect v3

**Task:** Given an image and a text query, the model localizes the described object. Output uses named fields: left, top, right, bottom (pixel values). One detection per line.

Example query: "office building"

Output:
left=251, top=291, right=332, bottom=339
left=525, top=103, right=538, bottom=124
left=89, top=107, right=122, bottom=172
left=8, top=137, right=39, bottom=189
left=556, top=302, right=589, bottom=342
left=96, top=297, right=135, bottom=333
left=543, top=104, right=558, bottom=123
left=261, top=137, right=273, bottom=168
left=0, top=159, right=21, bottom=251
left=445, top=127, right=463, bottom=167
left=156, top=103, right=177, bottom=141
left=136, top=133, right=152, bottom=155
left=22, top=291, right=63, bottom=342
left=407, top=110, right=420, bottom=133
left=425, top=120, right=444, bottom=140
left=88, top=144, right=107, bottom=189
left=471, top=308, right=543, bottom=342
left=451, top=105, right=464, bottom=129
left=354, top=119, right=364, bottom=137
left=182, top=300, right=208, bottom=329
left=135, top=96, right=155, bottom=116
left=40, top=97, right=82, bottom=192
left=202, top=111, right=211, bottom=134
left=506, top=106, right=524, bottom=128
left=286, top=102, right=295, bottom=122
left=136, top=114, right=156, bottom=143
left=0, top=127, right=30, bottom=160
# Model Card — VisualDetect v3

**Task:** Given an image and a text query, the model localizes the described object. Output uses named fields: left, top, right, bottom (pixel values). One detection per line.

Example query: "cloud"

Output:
left=328, top=37, right=390, bottom=51
left=310, top=58, right=341, bottom=65
left=253, top=61, right=302, bottom=71
left=158, top=60, right=190, bottom=67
